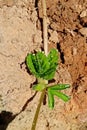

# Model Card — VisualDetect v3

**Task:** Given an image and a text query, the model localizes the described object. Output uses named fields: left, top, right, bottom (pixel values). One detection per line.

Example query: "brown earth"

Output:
left=0, top=0, right=87, bottom=130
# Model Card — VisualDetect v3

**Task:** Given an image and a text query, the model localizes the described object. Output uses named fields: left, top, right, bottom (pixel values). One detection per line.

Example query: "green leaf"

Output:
left=35, top=52, right=50, bottom=75
left=48, top=49, right=58, bottom=68
left=42, top=67, right=56, bottom=80
left=51, top=90, right=70, bottom=102
left=33, top=84, right=46, bottom=91
left=49, top=84, right=70, bottom=90
left=47, top=87, right=70, bottom=109
left=26, top=49, right=58, bottom=80
left=41, top=49, right=58, bottom=80
left=44, top=49, right=58, bottom=80
left=48, top=89, right=54, bottom=109
left=26, top=54, right=37, bottom=76
left=26, top=51, right=50, bottom=79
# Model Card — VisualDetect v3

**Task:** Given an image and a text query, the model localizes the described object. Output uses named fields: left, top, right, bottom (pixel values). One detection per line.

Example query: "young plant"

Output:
left=26, top=48, right=70, bottom=130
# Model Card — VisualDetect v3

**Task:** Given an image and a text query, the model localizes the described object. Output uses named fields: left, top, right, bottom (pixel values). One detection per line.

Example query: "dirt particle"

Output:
left=79, top=27, right=87, bottom=36
left=80, top=10, right=87, bottom=18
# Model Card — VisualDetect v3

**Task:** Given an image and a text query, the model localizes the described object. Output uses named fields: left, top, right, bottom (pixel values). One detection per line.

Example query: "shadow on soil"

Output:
left=0, top=111, right=18, bottom=130
left=0, top=92, right=37, bottom=130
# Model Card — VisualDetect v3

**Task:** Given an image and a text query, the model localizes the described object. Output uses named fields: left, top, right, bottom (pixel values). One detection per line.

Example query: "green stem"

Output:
left=31, top=89, right=46, bottom=130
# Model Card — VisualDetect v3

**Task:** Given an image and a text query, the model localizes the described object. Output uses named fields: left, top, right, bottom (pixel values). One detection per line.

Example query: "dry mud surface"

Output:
left=0, top=0, right=87, bottom=130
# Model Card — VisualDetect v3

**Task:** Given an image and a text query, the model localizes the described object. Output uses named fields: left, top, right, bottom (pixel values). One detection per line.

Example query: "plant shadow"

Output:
left=0, top=111, right=18, bottom=130
left=0, top=92, right=37, bottom=130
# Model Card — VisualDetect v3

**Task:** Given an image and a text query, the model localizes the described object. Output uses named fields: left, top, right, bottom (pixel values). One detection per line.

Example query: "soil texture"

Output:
left=0, top=0, right=87, bottom=130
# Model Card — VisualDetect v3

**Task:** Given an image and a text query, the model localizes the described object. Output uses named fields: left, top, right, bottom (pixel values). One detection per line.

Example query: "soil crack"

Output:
left=57, top=43, right=65, bottom=64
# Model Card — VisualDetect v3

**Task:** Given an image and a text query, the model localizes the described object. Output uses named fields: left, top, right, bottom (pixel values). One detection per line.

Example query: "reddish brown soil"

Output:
left=0, top=0, right=87, bottom=130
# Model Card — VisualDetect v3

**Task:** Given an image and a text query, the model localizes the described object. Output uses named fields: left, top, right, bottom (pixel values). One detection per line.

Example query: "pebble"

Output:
left=80, top=9, right=87, bottom=18
left=80, top=10, right=87, bottom=18
left=79, top=27, right=87, bottom=37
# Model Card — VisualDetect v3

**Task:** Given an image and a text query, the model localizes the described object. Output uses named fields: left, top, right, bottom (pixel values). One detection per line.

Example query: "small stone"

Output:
left=79, top=27, right=87, bottom=37
left=72, top=48, right=77, bottom=55
left=80, top=10, right=87, bottom=18
left=80, top=17, right=87, bottom=26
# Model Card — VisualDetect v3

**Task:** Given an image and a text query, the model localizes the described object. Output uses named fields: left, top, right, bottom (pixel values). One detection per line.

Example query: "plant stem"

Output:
left=42, top=0, right=48, bottom=55
left=31, top=0, right=48, bottom=129
left=31, top=89, right=46, bottom=130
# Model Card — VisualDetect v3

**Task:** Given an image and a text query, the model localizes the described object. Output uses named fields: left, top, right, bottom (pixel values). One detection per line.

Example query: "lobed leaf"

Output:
left=47, top=86, right=70, bottom=109
left=26, top=49, right=58, bottom=80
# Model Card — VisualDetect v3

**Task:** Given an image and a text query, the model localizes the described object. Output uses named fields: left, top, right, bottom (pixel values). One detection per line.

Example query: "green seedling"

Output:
left=26, top=48, right=70, bottom=130
left=26, top=48, right=70, bottom=109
